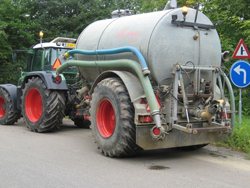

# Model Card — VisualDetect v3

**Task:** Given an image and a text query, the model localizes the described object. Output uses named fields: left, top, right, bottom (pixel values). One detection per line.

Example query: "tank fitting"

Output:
left=150, top=126, right=166, bottom=140
left=189, top=100, right=222, bottom=120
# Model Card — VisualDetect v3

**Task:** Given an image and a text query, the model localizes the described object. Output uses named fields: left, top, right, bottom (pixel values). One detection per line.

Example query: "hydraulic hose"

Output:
left=64, top=47, right=150, bottom=75
left=221, top=71, right=235, bottom=133
left=57, top=59, right=161, bottom=129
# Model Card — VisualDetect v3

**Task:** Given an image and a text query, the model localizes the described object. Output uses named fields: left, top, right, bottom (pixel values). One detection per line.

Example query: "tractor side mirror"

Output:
left=12, top=52, right=17, bottom=63
left=19, top=67, right=23, bottom=76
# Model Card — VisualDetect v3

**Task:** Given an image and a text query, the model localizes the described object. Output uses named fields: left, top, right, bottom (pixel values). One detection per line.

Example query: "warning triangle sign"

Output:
left=232, top=39, right=250, bottom=59
left=52, top=59, right=62, bottom=70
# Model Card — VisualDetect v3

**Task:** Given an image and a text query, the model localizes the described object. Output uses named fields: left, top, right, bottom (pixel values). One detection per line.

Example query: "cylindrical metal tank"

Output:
left=76, top=7, right=221, bottom=83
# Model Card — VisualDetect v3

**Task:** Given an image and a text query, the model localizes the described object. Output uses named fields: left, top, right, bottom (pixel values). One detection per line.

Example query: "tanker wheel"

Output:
left=72, top=118, right=90, bottom=128
left=0, top=87, right=20, bottom=125
left=179, top=144, right=208, bottom=151
left=90, top=77, right=141, bottom=157
left=22, top=77, right=66, bottom=132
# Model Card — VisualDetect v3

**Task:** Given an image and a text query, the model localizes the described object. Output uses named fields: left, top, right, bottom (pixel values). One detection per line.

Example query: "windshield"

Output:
left=31, top=48, right=77, bottom=72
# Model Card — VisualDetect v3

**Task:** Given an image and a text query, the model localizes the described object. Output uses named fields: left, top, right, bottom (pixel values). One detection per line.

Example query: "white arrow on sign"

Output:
left=234, top=65, right=246, bottom=84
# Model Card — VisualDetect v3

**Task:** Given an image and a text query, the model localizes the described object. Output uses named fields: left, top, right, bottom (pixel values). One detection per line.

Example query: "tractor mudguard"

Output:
left=21, top=71, right=68, bottom=90
left=0, top=84, right=20, bottom=112
left=90, top=71, right=144, bottom=102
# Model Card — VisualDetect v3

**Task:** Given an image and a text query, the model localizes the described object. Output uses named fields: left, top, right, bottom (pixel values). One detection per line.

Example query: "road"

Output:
left=0, top=118, right=250, bottom=188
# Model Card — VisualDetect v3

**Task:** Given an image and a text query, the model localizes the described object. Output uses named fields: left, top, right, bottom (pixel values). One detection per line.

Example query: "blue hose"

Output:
left=67, top=46, right=149, bottom=74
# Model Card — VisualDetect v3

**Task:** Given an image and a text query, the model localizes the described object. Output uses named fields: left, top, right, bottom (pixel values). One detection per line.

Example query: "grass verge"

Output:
left=216, top=115, right=250, bottom=159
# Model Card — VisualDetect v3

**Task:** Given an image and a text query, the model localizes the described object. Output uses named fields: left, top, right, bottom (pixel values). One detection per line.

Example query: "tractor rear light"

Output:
left=55, top=75, right=61, bottom=84
left=52, top=75, right=62, bottom=84
left=139, top=115, right=154, bottom=123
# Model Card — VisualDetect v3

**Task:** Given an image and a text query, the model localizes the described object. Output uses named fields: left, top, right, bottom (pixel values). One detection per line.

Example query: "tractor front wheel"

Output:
left=22, top=77, right=65, bottom=132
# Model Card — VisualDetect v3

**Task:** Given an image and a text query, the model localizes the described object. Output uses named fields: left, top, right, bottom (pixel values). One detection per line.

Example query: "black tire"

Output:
left=72, top=118, right=91, bottom=128
left=22, top=77, right=65, bottom=132
left=179, top=144, right=208, bottom=151
left=90, top=77, right=141, bottom=157
left=0, top=87, right=20, bottom=125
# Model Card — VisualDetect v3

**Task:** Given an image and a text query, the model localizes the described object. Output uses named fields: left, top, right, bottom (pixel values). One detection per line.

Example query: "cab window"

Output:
left=32, top=49, right=43, bottom=71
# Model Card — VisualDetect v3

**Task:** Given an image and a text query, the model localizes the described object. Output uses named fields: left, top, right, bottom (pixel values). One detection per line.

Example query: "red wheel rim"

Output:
left=96, top=99, right=115, bottom=138
left=0, top=96, right=6, bottom=118
left=25, top=88, right=43, bottom=122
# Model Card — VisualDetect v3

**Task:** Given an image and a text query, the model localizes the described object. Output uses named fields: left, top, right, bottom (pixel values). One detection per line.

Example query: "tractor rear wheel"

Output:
left=90, top=77, right=141, bottom=157
left=22, top=77, right=65, bottom=132
left=0, top=87, right=20, bottom=125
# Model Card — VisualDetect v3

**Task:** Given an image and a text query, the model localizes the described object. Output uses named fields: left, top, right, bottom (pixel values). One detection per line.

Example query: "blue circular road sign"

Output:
left=230, top=60, right=250, bottom=88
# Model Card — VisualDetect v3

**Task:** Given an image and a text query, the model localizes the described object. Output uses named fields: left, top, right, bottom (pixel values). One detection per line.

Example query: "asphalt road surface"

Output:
left=0, top=118, right=250, bottom=188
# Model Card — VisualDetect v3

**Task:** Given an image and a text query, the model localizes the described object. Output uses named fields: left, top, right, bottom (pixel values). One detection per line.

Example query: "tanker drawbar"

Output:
left=59, top=4, right=235, bottom=157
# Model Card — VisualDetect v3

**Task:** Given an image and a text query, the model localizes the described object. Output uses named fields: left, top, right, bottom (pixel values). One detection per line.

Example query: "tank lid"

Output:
left=164, top=0, right=177, bottom=10
left=111, top=9, right=133, bottom=18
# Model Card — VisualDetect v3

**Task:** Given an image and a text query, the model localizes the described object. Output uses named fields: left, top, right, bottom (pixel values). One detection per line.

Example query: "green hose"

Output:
left=57, top=59, right=161, bottom=126
left=221, top=71, right=235, bottom=133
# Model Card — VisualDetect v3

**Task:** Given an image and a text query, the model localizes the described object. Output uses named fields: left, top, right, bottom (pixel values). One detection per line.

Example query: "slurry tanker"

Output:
left=0, top=1, right=235, bottom=157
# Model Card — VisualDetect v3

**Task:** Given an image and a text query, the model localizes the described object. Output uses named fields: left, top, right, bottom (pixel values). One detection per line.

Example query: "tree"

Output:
left=0, top=0, right=39, bottom=84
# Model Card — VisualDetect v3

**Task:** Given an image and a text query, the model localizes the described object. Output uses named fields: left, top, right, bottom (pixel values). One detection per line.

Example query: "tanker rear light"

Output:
left=223, top=112, right=231, bottom=119
left=139, top=115, right=154, bottom=123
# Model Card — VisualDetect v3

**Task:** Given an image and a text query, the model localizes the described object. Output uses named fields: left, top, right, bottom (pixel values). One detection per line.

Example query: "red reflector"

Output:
left=152, top=127, right=160, bottom=136
left=52, top=59, right=62, bottom=70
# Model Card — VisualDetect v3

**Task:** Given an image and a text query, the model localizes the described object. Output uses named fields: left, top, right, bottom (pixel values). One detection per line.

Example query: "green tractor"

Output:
left=0, top=34, right=90, bottom=132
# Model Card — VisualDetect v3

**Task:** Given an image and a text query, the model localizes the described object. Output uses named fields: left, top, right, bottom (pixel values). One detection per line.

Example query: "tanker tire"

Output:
left=73, top=118, right=90, bottom=128
left=0, top=87, right=21, bottom=125
left=90, top=77, right=141, bottom=157
left=179, top=144, right=208, bottom=151
left=22, top=77, right=65, bottom=132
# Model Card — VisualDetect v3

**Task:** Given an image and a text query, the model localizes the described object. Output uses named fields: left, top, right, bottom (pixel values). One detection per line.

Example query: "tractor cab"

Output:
left=25, top=37, right=77, bottom=84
